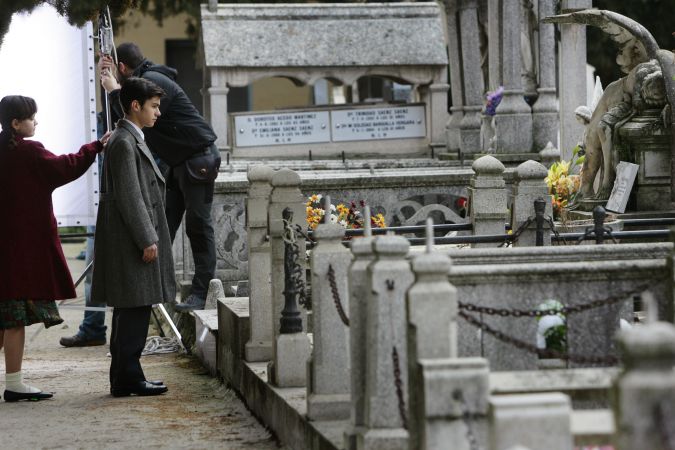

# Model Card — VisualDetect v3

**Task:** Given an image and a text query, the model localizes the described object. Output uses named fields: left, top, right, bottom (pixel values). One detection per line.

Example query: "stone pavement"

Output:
left=0, top=242, right=285, bottom=450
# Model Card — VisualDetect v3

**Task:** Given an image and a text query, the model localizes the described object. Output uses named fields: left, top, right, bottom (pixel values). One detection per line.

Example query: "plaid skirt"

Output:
left=0, top=299, right=64, bottom=330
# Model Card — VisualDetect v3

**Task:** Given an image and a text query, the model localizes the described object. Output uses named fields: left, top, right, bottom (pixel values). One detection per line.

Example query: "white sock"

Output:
left=5, top=371, right=40, bottom=394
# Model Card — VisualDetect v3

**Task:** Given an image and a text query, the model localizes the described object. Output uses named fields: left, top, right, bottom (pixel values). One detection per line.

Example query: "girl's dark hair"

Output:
left=0, top=95, right=37, bottom=149
left=119, top=77, right=165, bottom=114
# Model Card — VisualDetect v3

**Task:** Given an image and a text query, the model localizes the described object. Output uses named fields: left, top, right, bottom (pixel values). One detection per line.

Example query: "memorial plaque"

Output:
left=331, top=105, right=426, bottom=142
left=234, top=111, right=330, bottom=147
left=606, top=161, right=639, bottom=214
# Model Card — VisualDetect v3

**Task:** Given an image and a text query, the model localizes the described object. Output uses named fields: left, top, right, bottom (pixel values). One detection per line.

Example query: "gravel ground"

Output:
left=0, top=242, right=284, bottom=450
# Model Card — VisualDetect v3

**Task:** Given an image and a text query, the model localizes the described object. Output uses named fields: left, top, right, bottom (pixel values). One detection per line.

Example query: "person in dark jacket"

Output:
left=0, top=95, right=109, bottom=401
left=100, top=42, right=219, bottom=313
left=92, top=77, right=175, bottom=397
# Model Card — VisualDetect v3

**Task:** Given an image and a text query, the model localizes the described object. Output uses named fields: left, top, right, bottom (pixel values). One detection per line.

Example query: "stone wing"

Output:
left=542, top=9, right=659, bottom=73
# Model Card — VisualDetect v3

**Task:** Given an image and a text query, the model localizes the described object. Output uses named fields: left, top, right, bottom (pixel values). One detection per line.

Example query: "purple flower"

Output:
left=484, top=86, right=504, bottom=116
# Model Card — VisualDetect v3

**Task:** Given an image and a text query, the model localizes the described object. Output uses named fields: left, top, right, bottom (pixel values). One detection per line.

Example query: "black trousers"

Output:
left=165, top=151, right=217, bottom=300
left=109, top=306, right=152, bottom=388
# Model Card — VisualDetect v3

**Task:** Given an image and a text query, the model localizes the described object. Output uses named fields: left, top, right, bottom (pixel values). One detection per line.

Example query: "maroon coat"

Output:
left=0, top=134, right=102, bottom=301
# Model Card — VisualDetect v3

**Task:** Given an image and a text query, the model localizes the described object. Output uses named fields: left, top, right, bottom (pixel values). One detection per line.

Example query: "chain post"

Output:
left=593, top=205, right=606, bottom=244
left=534, top=197, right=546, bottom=246
left=280, top=207, right=303, bottom=334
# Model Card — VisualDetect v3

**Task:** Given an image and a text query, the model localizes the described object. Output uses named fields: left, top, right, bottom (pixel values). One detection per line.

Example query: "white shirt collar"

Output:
left=123, top=118, right=145, bottom=141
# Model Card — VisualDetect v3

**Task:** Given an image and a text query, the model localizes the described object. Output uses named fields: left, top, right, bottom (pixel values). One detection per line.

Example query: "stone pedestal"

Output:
left=489, top=393, right=573, bottom=450
left=469, top=156, right=508, bottom=247
left=616, top=110, right=672, bottom=211
left=418, top=358, right=490, bottom=450
left=408, top=250, right=458, bottom=449
left=269, top=333, right=311, bottom=387
left=345, top=236, right=376, bottom=450
left=511, top=160, right=552, bottom=246
left=245, top=166, right=275, bottom=362
left=307, top=223, right=352, bottom=421
left=444, top=0, right=465, bottom=154
left=613, top=321, right=675, bottom=450
left=494, top=0, right=532, bottom=154
left=357, top=235, right=414, bottom=450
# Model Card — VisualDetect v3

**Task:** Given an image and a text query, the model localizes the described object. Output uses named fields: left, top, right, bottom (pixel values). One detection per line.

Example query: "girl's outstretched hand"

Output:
left=100, top=131, right=112, bottom=146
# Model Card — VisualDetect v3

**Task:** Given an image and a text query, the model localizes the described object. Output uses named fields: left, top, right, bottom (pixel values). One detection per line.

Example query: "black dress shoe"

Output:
left=59, top=334, right=106, bottom=347
left=4, top=390, right=53, bottom=402
left=111, top=381, right=168, bottom=397
left=147, top=380, right=164, bottom=386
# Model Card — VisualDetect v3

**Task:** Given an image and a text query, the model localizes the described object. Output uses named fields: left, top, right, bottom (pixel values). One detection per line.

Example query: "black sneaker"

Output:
left=174, top=295, right=206, bottom=312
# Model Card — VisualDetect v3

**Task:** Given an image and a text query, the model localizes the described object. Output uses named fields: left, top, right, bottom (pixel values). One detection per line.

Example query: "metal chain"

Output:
left=499, top=217, right=534, bottom=247
left=459, top=310, right=619, bottom=365
left=452, top=390, right=482, bottom=450
left=392, top=346, right=408, bottom=430
left=576, top=225, right=619, bottom=245
left=656, top=400, right=675, bottom=450
left=327, top=264, right=350, bottom=326
left=547, top=216, right=567, bottom=245
left=282, top=218, right=310, bottom=309
left=458, top=284, right=650, bottom=318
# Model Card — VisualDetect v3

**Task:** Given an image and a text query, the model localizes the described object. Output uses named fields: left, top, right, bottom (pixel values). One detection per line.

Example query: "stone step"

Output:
left=194, top=309, right=219, bottom=376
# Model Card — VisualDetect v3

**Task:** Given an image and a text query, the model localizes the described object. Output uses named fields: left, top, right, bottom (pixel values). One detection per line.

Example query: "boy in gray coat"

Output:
left=91, top=77, right=176, bottom=397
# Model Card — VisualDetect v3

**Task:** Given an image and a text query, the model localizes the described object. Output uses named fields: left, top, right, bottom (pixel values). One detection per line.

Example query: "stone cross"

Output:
left=266, top=168, right=311, bottom=387
left=345, top=209, right=375, bottom=450
left=245, top=165, right=275, bottom=362
left=511, top=160, right=552, bottom=246
left=489, top=393, right=573, bottom=450
left=494, top=0, right=533, bottom=154
left=307, top=200, right=353, bottom=421
left=613, top=320, right=675, bottom=450
left=357, top=235, right=414, bottom=450
left=469, top=155, right=508, bottom=247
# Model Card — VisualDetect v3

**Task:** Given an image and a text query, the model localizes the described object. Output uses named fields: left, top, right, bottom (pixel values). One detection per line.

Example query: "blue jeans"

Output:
left=77, top=226, right=107, bottom=340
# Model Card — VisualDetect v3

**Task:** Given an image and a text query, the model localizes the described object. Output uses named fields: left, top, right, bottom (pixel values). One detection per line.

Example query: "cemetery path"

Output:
left=0, top=243, right=283, bottom=450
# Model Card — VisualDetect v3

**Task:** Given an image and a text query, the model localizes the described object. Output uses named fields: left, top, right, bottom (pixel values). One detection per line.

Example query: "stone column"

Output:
left=245, top=166, right=275, bottom=362
left=345, top=234, right=376, bottom=450
left=469, top=155, right=508, bottom=247
left=444, top=0, right=464, bottom=153
left=458, top=0, right=485, bottom=156
left=489, top=393, right=573, bottom=450
left=307, top=221, right=352, bottom=420
left=417, top=358, right=490, bottom=450
left=429, top=82, right=451, bottom=153
left=613, top=320, right=675, bottom=450
left=207, top=69, right=229, bottom=151
left=357, top=236, right=414, bottom=450
left=532, top=0, right=560, bottom=152
left=494, top=0, right=533, bottom=154
left=487, top=0, right=502, bottom=91
left=266, top=168, right=310, bottom=387
left=408, top=239, right=459, bottom=448
left=559, top=0, right=592, bottom=161
left=511, top=160, right=552, bottom=246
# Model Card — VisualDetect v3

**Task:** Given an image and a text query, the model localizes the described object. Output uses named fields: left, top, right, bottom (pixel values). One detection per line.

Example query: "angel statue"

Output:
left=544, top=10, right=675, bottom=201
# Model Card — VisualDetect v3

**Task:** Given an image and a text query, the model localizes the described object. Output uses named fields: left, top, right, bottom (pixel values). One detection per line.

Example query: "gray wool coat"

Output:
left=91, top=120, right=176, bottom=308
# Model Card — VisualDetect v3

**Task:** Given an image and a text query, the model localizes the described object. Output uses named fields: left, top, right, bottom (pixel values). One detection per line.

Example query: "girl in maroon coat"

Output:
left=0, top=95, right=109, bottom=402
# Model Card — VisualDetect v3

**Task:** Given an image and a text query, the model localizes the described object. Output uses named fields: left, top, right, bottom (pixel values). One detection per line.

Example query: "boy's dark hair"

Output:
left=0, top=95, right=37, bottom=132
left=116, top=42, right=145, bottom=71
left=119, top=77, right=165, bottom=115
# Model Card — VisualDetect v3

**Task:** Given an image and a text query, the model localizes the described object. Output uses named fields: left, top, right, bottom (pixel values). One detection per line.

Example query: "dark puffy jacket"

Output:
left=109, top=60, right=217, bottom=166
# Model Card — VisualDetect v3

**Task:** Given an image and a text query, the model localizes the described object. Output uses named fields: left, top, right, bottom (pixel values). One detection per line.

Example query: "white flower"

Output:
left=330, top=204, right=336, bottom=211
left=316, top=194, right=323, bottom=200
left=536, top=315, right=565, bottom=349
left=329, top=214, right=338, bottom=223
